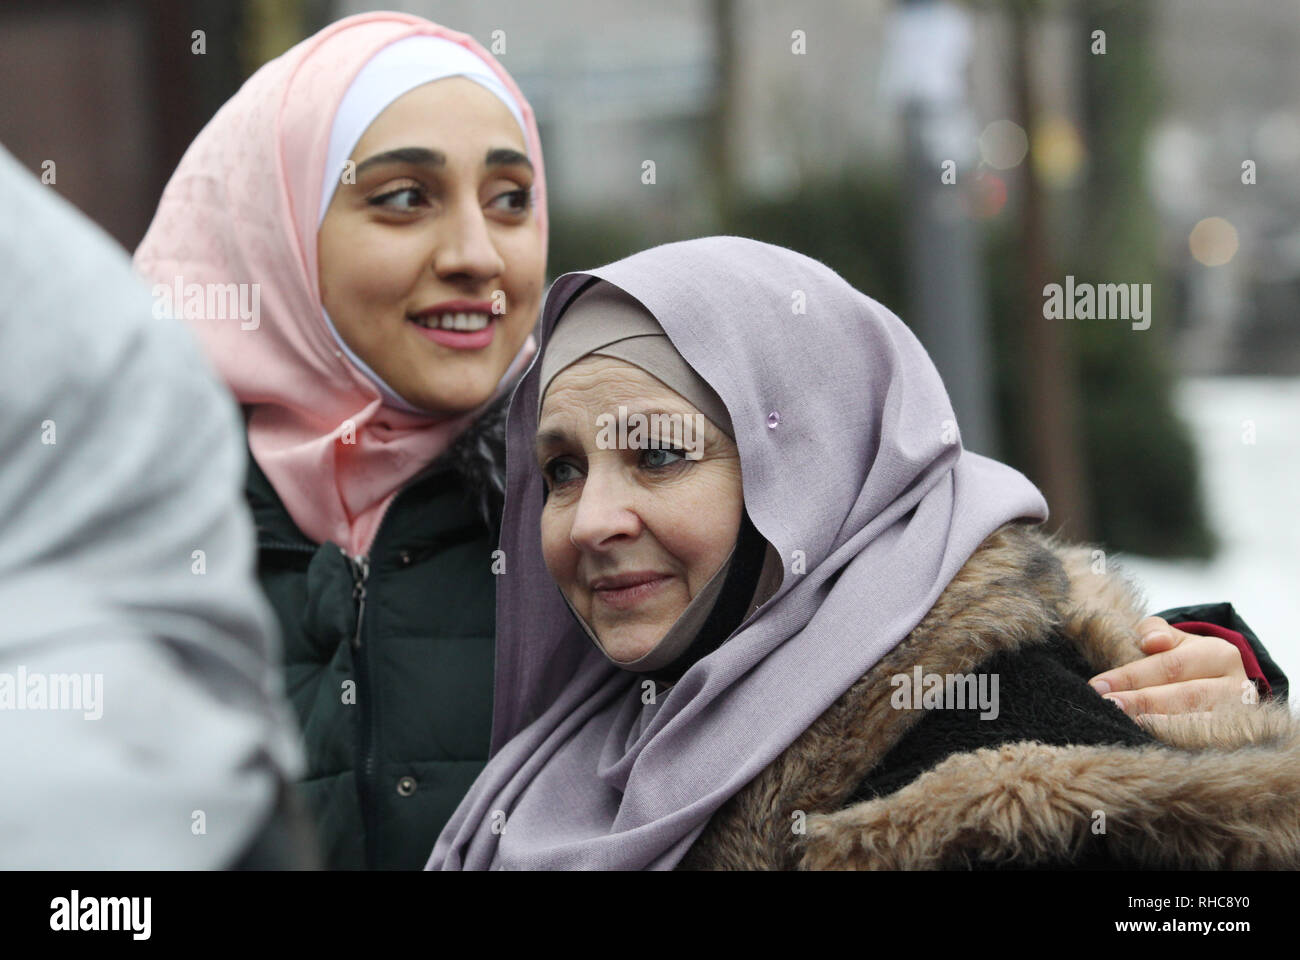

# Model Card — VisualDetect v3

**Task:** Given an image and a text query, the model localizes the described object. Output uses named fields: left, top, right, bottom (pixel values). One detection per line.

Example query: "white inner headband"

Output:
left=318, top=34, right=528, bottom=224
left=317, top=35, right=530, bottom=415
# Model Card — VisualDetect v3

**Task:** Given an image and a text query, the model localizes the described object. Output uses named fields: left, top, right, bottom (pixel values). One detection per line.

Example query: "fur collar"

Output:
left=682, top=522, right=1300, bottom=870
left=441, top=391, right=510, bottom=528
left=801, top=703, right=1300, bottom=869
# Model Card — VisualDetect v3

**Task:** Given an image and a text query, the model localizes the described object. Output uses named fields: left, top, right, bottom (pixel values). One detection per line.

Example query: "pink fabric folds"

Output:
left=134, top=12, right=547, bottom=556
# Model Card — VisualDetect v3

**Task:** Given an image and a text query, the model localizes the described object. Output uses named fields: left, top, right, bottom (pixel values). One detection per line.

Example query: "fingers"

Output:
left=1089, top=631, right=1244, bottom=695
left=1101, top=677, right=1238, bottom=718
left=1135, top=616, right=1180, bottom=654
left=1089, top=623, right=1253, bottom=718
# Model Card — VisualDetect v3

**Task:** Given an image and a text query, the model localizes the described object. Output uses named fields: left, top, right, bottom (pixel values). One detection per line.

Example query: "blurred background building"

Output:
left=2, top=0, right=1296, bottom=678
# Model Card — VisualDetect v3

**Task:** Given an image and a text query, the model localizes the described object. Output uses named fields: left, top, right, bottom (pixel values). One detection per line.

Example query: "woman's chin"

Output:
left=397, top=380, right=497, bottom=417
left=597, top=625, right=670, bottom=665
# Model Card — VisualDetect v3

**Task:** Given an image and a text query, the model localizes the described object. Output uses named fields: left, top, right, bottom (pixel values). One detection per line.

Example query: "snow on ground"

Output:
left=1117, top=377, right=1300, bottom=692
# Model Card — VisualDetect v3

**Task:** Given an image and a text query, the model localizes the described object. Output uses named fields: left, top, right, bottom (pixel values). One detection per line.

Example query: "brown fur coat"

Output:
left=680, top=522, right=1300, bottom=870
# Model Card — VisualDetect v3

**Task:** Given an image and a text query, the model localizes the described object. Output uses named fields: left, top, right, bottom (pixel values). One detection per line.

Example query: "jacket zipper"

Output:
left=346, top=551, right=370, bottom=649
left=257, top=531, right=381, bottom=865
left=259, top=467, right=457, bottom=869
left=348, top=471, right=447, bottom=869
left=353, top=467, right=474, bottom=867
left=343, top=547, right=380, bottom=868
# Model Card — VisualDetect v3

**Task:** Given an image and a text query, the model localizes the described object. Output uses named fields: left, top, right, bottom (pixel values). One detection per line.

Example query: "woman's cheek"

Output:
left=539, top=508, right=574, bottom=587
left=500, top=235, right=544, bottom=314
left=356, top=246, right=423, bottom=304
left=679, top=468, right=744, bottom=578
left=645, top=492, right=703, bottom=573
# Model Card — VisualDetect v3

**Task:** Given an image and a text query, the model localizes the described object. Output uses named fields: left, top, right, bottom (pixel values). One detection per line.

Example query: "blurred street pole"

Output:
left=1010, top=5, right=1094, bottom=541
left=886, top=0, right=1000, bottom=459
left=710, top=0, right=738, bottom=224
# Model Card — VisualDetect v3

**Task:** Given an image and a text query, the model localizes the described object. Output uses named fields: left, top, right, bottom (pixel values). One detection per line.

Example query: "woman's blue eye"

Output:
left=544, top=460, right=581, bottom=486
left=642, top=447, right=685, bottom=469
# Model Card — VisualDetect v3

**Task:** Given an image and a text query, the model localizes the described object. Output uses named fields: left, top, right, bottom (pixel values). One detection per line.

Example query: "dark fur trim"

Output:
left=681, top=521, right=1300, bottom=870
left=802, top=703, right=1300, bottom=870
left=442, top=391, right=510, bottom=528
left=682, top=521, right=1072, bottom=870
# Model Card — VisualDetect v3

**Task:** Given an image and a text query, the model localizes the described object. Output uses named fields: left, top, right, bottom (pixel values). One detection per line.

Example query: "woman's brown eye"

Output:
left=488, top=188, right=531, bottom=213
left=370, top=186, right=425, bottom=210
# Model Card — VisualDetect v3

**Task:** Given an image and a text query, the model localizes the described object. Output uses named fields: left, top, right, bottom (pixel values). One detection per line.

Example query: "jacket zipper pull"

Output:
left=347, top=551, right=370, bottom=649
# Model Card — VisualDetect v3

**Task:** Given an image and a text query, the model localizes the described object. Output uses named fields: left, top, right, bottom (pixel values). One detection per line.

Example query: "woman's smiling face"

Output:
left=536, top=356, right=744, bottom=662
left=318, top=77, right=544, bottom=414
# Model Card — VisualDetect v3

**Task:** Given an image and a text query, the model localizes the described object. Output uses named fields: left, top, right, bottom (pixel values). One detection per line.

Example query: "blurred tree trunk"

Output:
left=1010, top=5, right=1094, bottom=542
left=1073, top=0, right=1215, bottom=557
left=144, top=0, right=244, bottom=219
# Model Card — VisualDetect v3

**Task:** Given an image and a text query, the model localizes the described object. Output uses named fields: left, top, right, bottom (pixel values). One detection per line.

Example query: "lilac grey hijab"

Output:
left=427, top=236, right=1049, bottom=870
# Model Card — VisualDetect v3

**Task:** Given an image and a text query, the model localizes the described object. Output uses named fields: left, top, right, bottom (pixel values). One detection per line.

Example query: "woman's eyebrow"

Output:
left=534, top=427, right=570, bottom=454
left=486, top=147, right=532, bottom=171
left=351, top=146, right=530, bottom=180
left=353, top=146, right=446, bottom=177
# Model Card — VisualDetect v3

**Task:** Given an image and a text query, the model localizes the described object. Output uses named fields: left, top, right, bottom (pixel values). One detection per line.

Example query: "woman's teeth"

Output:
left=411, top=312, right=491, bottom=331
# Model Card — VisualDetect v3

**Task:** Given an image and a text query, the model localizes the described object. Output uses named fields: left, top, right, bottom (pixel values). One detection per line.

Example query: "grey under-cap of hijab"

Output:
left=538, top=280, right=733, bottom=438
left=535, top=278, right=740, bottom=675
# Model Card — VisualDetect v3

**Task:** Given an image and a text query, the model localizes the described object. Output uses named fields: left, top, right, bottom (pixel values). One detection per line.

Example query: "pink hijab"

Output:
left=134, top=12, right=548, bottom=556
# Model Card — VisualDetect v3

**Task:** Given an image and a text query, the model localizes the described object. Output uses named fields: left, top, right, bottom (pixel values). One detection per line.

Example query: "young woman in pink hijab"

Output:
left=134, top=11, right=547, bottom=869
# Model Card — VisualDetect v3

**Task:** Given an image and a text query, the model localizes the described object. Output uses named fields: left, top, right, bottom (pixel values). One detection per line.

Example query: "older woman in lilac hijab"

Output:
left=430, top=237, right=1297, bottom=871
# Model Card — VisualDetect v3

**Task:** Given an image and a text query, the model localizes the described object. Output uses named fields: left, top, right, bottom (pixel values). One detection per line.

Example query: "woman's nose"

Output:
left=568, top=470, right=641, bottom=551
left=432, top=197, right=505, bottom=282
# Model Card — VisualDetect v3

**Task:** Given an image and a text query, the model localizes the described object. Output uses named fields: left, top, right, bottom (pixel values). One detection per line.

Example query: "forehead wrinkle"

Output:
left=542, top=359, right=736, bottom=468
left=537, top=358, right=733, bottom=460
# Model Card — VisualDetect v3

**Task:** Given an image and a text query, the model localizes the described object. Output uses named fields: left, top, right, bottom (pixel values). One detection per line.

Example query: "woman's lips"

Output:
left=407, top=317, right=497, bottom=350
left=591, top=573, right=672, bottom=611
